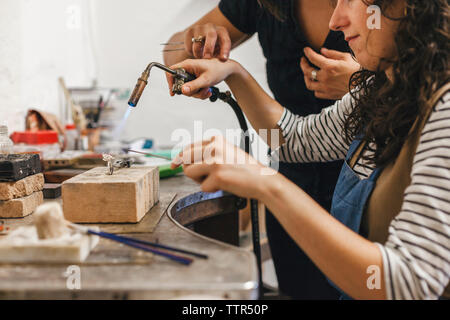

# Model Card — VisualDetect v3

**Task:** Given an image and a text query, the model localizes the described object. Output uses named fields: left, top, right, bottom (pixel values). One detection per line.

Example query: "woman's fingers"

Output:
left=171, top=139, right=212, bottom=168
left=300, top=57, right=321, bottom=81
left=165, top=72, right=175, bottom=96
left=320, top=48, right=349, bottom=60
left=183, top=163, right=223, bottom=193
left=172, top=136, right=228, bottom=169
left=301, top=47, right=360, bottom=100
left=169, top=60, right=211, bottom=97
left=300, top=57, right=326, bottom=93
left=202, top=29, right=218, bottom=59
left=199, top=173, right=221, bottom=193
left=312, top=91, right=328, bottom=99
left=192, top=88, right=213, bottom=100
left=181, top=75, right=213, bottom=96
left=190, top=24, right=220, bottom=59
left=192, top=27, right=206, bottom=58
left=183, top=162, right=212, bottom=183
left=170, top=136, right=264, bottom=199
left=216, top=26, right=231, bottom=61
left=184, top=24, right=231, bottom=60
left=303, top=47, right=329, bottom=69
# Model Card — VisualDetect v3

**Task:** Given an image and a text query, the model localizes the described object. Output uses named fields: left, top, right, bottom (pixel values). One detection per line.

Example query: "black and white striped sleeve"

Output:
left=271, top=92, right=354, bottom=163
left=377, top=92, right=450, bottom=300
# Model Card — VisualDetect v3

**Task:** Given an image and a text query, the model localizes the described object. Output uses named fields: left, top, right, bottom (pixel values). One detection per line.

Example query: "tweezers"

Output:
left=161, top=42, right=185, bottom=52
left=161, top=37, right=205, bottom=52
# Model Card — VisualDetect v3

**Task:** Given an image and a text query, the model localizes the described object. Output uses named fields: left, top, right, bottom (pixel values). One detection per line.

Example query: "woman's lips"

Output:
left=346, top=35, right=360, bottom=44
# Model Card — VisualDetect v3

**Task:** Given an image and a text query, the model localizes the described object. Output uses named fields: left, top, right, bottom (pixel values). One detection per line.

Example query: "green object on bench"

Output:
left=158, top=163, right=183, bottom=179
left=146, top=150, right=183, bottom=179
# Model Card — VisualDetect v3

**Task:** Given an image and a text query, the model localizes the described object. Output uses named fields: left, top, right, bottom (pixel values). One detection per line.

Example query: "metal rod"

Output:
left=160, top=41, right=184, bottom=46
left=162, top=48, right=186, bottom=52
left=145, top=62, right=177, bottom=75
left=124, top=149, right=172, bottom=161
left=69, top=224, right=194, bottom=265
left=88, top=229, right=193, bottom=265
left=99, top=232, right=208, bottom=259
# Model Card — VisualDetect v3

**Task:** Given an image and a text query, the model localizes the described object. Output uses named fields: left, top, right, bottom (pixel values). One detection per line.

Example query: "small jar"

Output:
left=65, top=123, right=79, bottom=150
left=0, top=125, right=13, bottom=154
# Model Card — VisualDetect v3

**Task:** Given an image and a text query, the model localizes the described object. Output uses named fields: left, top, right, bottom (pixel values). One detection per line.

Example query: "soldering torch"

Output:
left=128, top=62, right=218, bottom=107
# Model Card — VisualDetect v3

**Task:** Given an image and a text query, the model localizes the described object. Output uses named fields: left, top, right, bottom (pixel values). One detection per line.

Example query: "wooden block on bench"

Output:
left=0, top=191, right=44, bottom=218
left=43, top=183, right=62, bottom=199
left=0, top=173, right=45, bottom=201
left=44, top=169, right=86, bottom=184
left=62, top=166, right=159, bottom=223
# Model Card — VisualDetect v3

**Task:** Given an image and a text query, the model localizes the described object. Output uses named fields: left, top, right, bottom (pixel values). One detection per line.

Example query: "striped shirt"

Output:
left=272, top=91, right=450, bottom=299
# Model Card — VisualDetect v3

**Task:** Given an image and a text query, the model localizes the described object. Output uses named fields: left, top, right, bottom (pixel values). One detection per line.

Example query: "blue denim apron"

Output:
left=328, top=137, right=382, bottom=299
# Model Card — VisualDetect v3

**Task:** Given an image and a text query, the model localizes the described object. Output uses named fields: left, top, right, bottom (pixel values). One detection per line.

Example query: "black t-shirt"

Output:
left=219, top=0, right=349, bottom=117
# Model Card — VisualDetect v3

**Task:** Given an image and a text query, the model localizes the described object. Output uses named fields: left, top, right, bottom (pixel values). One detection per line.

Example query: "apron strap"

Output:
left=348, top=140, right=367, bottom=169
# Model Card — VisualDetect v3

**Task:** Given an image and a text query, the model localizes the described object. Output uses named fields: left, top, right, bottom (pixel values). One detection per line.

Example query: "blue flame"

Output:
left=112, top=106, right=133, bottom=141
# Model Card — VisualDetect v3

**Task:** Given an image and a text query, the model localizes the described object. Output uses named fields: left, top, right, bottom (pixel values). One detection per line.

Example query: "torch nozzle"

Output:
left=128, top=62, right=178, bottom=108
left=128, top=70, right=149, bottom=107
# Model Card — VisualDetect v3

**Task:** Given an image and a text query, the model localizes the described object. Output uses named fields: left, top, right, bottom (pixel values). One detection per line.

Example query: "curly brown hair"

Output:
left=344, top=0, right=450, bottom=167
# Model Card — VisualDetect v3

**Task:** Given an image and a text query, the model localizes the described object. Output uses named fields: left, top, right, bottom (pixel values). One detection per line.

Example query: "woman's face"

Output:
left=329, top=0, right=405, bottom=71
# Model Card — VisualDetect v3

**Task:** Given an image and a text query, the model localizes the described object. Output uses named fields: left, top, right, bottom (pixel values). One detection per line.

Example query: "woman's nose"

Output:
left=329, top=0, right=349, bottom=31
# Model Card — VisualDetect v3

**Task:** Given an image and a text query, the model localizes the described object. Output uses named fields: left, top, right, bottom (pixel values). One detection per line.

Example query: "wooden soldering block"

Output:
left=62, top=166, right=159, bottom=223
left=0, top=191, right=44, bottom=218
left=0, top=173, right=45, bottom=201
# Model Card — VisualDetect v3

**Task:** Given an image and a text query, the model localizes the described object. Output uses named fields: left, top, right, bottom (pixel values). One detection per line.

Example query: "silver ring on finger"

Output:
left=192, top=36, right=205, bottom=43
left=311, top=69, right=318, bottom=82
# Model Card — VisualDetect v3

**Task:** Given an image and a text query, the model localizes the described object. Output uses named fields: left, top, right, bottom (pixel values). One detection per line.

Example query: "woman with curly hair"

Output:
left=168, top=0, right=450, bottom=299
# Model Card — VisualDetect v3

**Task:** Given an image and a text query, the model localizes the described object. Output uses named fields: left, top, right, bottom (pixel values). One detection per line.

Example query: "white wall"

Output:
left=0, top=0, right=98, bottom=130
left=0, top=0, right=23, bottom=129
left=0, top=0, right=270, bottom=159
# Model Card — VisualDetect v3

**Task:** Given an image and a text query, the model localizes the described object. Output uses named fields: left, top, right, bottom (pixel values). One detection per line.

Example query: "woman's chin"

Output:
left=353, top=53, right=380, bottom=72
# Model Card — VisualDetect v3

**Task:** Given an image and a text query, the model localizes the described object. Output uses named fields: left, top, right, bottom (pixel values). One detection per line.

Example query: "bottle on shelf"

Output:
left=0, top=125, right=13, bottom=154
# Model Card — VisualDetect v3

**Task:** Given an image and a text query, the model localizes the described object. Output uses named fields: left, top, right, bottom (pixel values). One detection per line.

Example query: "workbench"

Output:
left=0, top=175, right=258, bottom=299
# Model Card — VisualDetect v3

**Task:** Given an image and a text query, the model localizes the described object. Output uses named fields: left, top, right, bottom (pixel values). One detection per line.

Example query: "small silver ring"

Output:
left=311, top=69, right=318, bottom=82
left=191, top=36, right=205, bottom=43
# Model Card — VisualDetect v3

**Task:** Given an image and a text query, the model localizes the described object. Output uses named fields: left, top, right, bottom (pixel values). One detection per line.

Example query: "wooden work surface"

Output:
left=0, top=175, right=258, bottom=300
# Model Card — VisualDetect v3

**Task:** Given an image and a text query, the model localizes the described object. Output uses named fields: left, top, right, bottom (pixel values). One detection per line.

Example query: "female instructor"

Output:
left=169, top=0, right=450, bottom=299
left=164, top=0, right=360, bottom=299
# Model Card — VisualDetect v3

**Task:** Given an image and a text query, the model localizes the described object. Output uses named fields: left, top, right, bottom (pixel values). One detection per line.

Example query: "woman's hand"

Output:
left=301, top=47, right=360, bottom=100
left=171, top=136, right=277, bottom=199
left=167, top=58, right=238, bottom=98
left=184, top=23, right=232, bottom=61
